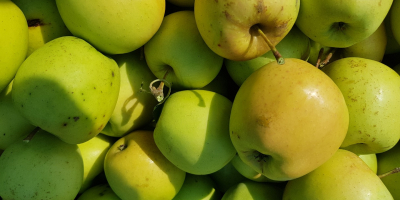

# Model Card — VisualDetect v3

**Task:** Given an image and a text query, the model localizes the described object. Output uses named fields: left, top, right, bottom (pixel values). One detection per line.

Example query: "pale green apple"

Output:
left=0, top=129, right=84, bottom=200
left=77, top=184, right=120, bottom=200
left=231, top=154, right=273, bottom=182
left=12, top=36, right=120, bottom=144
left=78, top=134, right=115, bottom=193
left=283, top=149, right=393, bottom=200
left=230, top=58, right=349, bottom=181
left=12, top=0, right=72, bottom=56
left=377, top=142, right=400, bottom=199
left=222, top=181, right=284, bottom=200
left=209, top=160, right=248, bottom=193
left=0, top=80, right=35, bottom=150
left=391, top=0, right=400, bottom=45
left=0, top=0, right=28, bottom=93
left=225, top=25, right=310, bottom=86
left=104, top=130, right=186, bottom=200
left=322, top=57, right=400, bottom=154
left=56, top=0, right=165, bottom=54
left=145, top=11, right=223, bottom=90
left=194, top=0, right=300, bottom=61
left=154, top=90, right=236, bottom=175
left=296, top=0, right=392, bottom=48
left=101, top=50, right=158, bottom=137
left=358, top=154, right=378, bottom=174
left=172, top=174, right=222, bottom=200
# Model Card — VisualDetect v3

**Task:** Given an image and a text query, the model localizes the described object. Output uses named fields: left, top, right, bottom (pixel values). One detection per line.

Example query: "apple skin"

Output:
left=231, top=154, right=274, bottom=183
left=384, top=6, right=400, bottom=54
left=154, top=90, right=236, bottom=175
left=322, top=57, right=400, bottom=154
left=104, top=130, right=186, bottom=200
left=145, top=10, right=223, bottom=90
left=391, top=0, right=400, bottom=45
left=358, top=154, right=378, bottom=174
left=0, top=0, right=28, bottom=93
left=283, top=149, right=393, bottom=200
left=221, top=181, right=284, bottom=200
left=172, top=174, right=222, bottom=200
left=101, top=50, right=158, bottom=138
left=209, top=160, right=248, bottom=193
left=377, top=142, right=400, bottom=199
left=55, top=0, right=165, bottom=54
left=77, top=184, right=121, bottom=200
left=225, top=25, right=310, bottom=86
left=296, top=0, right=392, bottom=48
left=0, top=80, right=35, bottom=150
left=230, top=58, right=349, bottom=181
left=194, top=0, right=300, bottom=61
left=12, top=0, right=72, bottom=56
left=12, top=36, right=120, bottom=144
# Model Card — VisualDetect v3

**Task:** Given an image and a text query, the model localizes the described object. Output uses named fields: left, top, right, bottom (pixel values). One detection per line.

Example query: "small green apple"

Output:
left=145, top=10, right=223, bottom=90
left=12, top=0, right=72, bottom=56
left=77, top=184, right=120, bottom=200
left=104, top=130, right=186, bottom=200
left=56, top=0, right=165, bottom=54
left=12, top=36, right=120, bottom=144
left=172, top=174, right=222, bottom=200
left=358, top=153, right=378, bottom=174
left=0, top=0, right=28, bottom=93
left=377, top=142, right=400, bottom=199
left=154, top=90, right=236, bottom=175
left=222, top=181, right=284, bottom=200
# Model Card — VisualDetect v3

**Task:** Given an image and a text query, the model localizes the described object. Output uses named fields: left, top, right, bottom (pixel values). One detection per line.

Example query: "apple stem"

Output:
left=315, top=48, right=324, bottom=68
left=318, top=48, right=336, bottom=68
left=378, top=167, right=400, bottom=179
left=139, top=70, right=172, bottom=103
left=118, top=144, right=126, bottom=151
left=23, top=127, right=41, bottom=143
left=257, top=28, right=285, bottom=65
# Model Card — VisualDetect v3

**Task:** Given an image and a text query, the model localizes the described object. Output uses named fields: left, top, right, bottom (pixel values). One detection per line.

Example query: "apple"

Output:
left=358, top=154, right=378, bottom=174
left=104, top=130, right=186, bottom=200
left=221, top=181, right=284, bottom=200
left=390, top=0, right=400, bottom=45
left=12, top=0, right=72, bottom=56
left=296, top=0, right=392, bottom=48
left=0, top=0, right=28, bottom=93
left=384, top=6, right=400, bottom=54
left=55, top=0, right=165, bottom=54
left=230, top=154, right=274, bottom=182
left=199, top=66, right=239, bottom=101
left=0, top=80, right=35, bottom=150
left=12, top=36, right=120, bottom=144
left=154, top=90, right=236, bottom=175
left=145, top=10, right=223, bottom=90
left=77, top=184, right=120, bottom=200
left=283, top=149, right=393, bottom=199
left=172, top=174, right=222, bottom=200
left=0, top=129, right=84, bottom=200
left=230, top=58, right=349, bottom=181
left=322, top=57, right=400, bottom=154
left=209, top=160, right=248, bottom=193
left=376, top=141, right=400, bottom=199
left=307, top=40, right=334, bottom=66
left=194, top=0, right=300, bottom=61
left=225, top=25, right=310, bottom=86
left=101, top=50, right=158, bottom=138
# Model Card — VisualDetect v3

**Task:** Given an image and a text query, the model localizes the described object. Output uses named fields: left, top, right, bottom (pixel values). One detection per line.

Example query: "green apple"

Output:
left=358, top=154, right=378, bottom=174
left=221, top=181, right=284, bottom=200
left=12, top=0, right=72, bottom=56
left=307, top=40, right=333, bottom=66
left=230, top=58, right=349, bottom=181
left=384, top=5, right=400, bottom=54
left=101, top=50, right=158, bottom=137
left=0, top=80, right=35, bottom=150
left=172, top=174, right=222, bottom=200
left=283, top=149, right=393, bottom=199
left=12, top=36, right=120, bottom=144
left=77, top=184, right=120, bottom=200
left=154, top=90, right=236, bottom=175
left=145, top=10, right=223, bottom=90
left=377, top=142, right=400, bottom=199
left=78, top=134, right=115, bottom=193
left=0, top=0, right=28, bottom=93
left=391, top=0, right=400, bottom=45
left=209, top=160, right=248, bottom=193
left=296, top=0, right=392, bottom=48
left=200, top=66, right=239, bottom=101
left=104, top=130, right=186, bottom=200
left=231, top=154, right=273, bottom=182
left=322, top=57, right=400, bottom=154
left=225, top=25, right=310, bottom=86
left=0, top=129, right=84, bottom=200
left=194, top=0, right=300, bottom=61
left=56, top=0, right=165, bottom=54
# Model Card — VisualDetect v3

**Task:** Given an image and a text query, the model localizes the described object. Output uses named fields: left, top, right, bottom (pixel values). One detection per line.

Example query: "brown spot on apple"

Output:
left=256, top=115, right=272, bottom=128
left=255, top=0, right=266, bottom=13
left=27, top=19, right=44, bottom=27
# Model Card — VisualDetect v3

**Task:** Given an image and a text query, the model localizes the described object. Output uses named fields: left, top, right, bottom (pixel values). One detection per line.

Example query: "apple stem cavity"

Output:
left=378, top=167, right=400, bottom=179
left=257, top=28, right=285, bottom=65
left=140, top=70, right=172, bottom=104
left=118, top=144, right=126, bottom=151
left=23, top=127, right=41, bottom=143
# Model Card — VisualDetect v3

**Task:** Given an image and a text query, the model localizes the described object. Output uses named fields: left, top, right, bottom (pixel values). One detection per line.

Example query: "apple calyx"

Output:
left=27, top=19, right=44, bottom=27
left=22, top=127, right=41, bottom=143
left=316, top=48, right=336, bottom=68
left=118, top=144, right=126, bottom=151
left=256, top=27, right=285, bottom=65
left=336, top=22, right=346, bottom=31
left=378, top=167, right=400, bottom=179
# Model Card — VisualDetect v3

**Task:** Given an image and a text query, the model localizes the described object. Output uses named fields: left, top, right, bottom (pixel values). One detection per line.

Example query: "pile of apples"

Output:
left=2, top=0, right=400, bottom=199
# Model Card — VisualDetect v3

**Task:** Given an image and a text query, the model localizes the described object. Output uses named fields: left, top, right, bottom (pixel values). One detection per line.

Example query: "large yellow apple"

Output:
left=104, top=130, right=186, bottom=200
